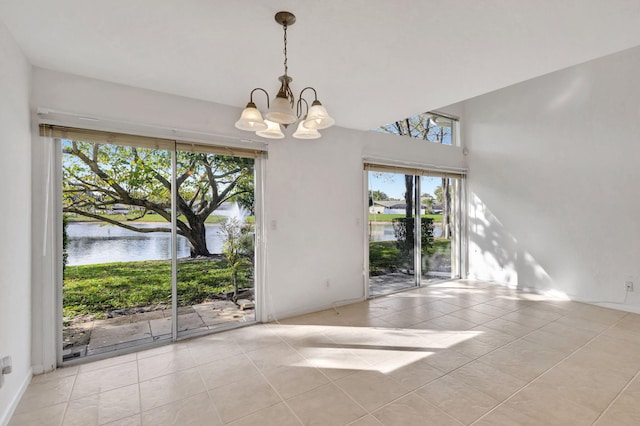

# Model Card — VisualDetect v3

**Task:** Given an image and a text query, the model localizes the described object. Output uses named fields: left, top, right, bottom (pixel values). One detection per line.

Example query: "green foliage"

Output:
left=369, top=190, right=389, bottom=201
left=219, top=218, right=254, bottom=300
left=391, top=217, right=434, bottom=271
left=62, top=259, right=251, bottom=318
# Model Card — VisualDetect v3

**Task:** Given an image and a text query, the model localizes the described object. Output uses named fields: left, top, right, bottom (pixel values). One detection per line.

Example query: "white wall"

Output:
left=463, top=45, right=640, bottom=312
left=0, top=21, right=32, bottom=425
left=30, top=68, right=466, bottom=356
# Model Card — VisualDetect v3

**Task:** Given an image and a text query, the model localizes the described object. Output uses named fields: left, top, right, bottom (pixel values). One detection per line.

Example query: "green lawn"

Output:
left=369, top=238, right=451, bottom=275
left=369, top=213, right=442, bottom=223
left=63, top=258, right=252, bottom=319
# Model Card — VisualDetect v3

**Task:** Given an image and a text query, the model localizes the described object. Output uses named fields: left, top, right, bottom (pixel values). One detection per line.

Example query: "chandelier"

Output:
left=235, top=11, right=335, bottom=139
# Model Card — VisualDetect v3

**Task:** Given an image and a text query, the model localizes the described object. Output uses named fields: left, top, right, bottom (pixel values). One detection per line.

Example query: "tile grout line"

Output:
left=469, top=312, right=629, bottom=425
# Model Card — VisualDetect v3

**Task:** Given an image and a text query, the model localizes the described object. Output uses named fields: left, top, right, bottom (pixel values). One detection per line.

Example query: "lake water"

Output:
left=67, top=222, right=225, bottom=266
left=68, top=222, right=444, bottom=266
left=369, top=223, right=443, bottom=241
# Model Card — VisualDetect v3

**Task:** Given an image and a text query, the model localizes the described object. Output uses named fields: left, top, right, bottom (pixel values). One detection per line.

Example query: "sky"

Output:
left=369, top=173, right=442, bottom=200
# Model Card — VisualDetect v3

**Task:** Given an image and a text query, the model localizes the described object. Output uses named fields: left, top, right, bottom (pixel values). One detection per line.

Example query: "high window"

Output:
left=374, top=111, right=458, bottom=146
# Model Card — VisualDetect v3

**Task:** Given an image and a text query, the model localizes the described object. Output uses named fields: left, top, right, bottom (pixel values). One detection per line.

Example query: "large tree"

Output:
left=63, top=141, right=253, bottom=257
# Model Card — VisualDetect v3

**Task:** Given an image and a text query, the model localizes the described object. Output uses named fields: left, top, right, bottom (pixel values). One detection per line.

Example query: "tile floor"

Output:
left=10, top=280, right=640, bottom=425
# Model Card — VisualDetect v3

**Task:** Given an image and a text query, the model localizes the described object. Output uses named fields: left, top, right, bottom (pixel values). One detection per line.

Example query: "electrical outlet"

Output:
left=626, top=281, right=634, bottom=292
left=1, top=356, right=11, bottom=375
left=0, top=356, right=11, bottom=389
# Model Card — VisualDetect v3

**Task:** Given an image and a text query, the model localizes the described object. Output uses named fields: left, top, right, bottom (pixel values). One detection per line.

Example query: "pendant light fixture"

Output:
left=235, top=11, right=334, bottom=139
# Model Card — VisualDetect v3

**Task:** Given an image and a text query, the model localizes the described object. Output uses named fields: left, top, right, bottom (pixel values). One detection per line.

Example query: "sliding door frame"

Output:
left=49, top=127, right=265, bottom=366
left=363, top=160, right=467, bottom=299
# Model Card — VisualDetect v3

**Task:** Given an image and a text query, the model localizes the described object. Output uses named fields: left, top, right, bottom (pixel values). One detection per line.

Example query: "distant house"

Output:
left=369, top=200, right=427, bottom=215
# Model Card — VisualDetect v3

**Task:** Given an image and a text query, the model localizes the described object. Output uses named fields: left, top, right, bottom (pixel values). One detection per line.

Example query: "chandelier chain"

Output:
left=283, top=23, right=288, bottom=77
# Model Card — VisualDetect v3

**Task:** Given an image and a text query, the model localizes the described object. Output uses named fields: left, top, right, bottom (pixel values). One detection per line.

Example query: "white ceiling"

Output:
left=2, top=0, right=640, bottom=130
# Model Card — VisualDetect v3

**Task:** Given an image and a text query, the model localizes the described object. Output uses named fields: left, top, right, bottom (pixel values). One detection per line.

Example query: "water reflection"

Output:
left=67, top=222, right=224, bottom=266
left=369, top=223, right=442, bottom=241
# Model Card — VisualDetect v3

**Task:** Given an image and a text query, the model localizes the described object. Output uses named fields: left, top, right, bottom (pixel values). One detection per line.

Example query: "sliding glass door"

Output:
left=366, top=165, right=464, bottom=297
left=175, top=147, right=256, bottom=338
left=58, top=128, right=260, bottom=362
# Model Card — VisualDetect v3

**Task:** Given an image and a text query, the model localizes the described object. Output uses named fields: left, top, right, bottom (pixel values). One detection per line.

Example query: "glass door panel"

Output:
left=421, top=175, right=460, bottom=282
left=62, top=141, right=172, bottom=360
left=368, top=171, right=417, bottom=296
left=175, top=151, right=256, bottom=337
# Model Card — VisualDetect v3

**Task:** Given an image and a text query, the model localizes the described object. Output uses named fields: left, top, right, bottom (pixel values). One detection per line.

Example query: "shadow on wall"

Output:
left=468, top=192, right=564, bottom=298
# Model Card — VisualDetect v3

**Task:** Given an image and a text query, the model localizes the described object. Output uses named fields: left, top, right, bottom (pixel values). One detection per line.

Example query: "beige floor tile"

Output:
left=140, top=392, right=221, bottom=426
left=15, top=375, right=75, bottom=413
left=448, top=308, right=496, bottom=325
left=262, top=364, right=329, bottom=399
left=187, top=339, right=244, bottom=365
left=31, top=366, right=79, bottom=384
left=522, top=327, right=588, bottom=354
left=347, top=415, right=383, bottom=425
left=473, top=403, right=540, bottom=425
left=103, top=415, right=141, bottom=426
left=246, top=341, right=305, bottom=370
left=16, top=281, right=640, bottom=426
left=595, top=375, right=640, bottom=425
left=229, top=324, right=282, bottom=352
left=372, top=393, right=461, bottom=426
left=335, top=370, right=409, bottom=412
left=481, top=317, right=538, bottom=338
left=207, top=372, right=281, bottom=423
left=198, top=353, right=260, bottom=390
left=71, top=360, right=138, bottom=399
left=448, top=360, right=527, bottom=401
left=137, top=347, right=195, bottom=381
left=467, top=303, right=512, bottom=318
left=63, top=394, right=99, bottom=426
left=98, top=384, right=140, bottom=424
left=227, top=402, right=301, bottom=426
left=8, top=402, right=66, bottom=426
left=139, top=368, right=205, bottom=411
left=500, top=310, right=552, bottom=328
left=412, top=314, right=477, bottom=331
left=503, top=382, right=601, bottom=425
left=534, top=359, right=632, bottom=413
left=416, top=374, right=500, bottom=424
left=477, top=339, right=566, bottom=381
left=287, top=383, right=367, bottom=426
left=295, top=345, right=371, bottom=380
left=422, top=348, right=473, bottom=373
left=385, top=357, right=445, bottom=390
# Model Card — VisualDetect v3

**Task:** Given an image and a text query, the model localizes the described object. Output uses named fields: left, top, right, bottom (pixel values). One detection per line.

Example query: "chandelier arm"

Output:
left=299, top=87, right=319, bottom=103
left=249, top=88, right=271, bottom=108
left=296, top=98, right=310, bottom=118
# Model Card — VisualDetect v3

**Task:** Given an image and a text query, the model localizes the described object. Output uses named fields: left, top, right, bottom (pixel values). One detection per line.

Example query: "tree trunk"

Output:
left=442, top=178, right=451, bottom=239
left=404, top=175, right=413, bottom=218
left=186, top=219, right=211, bottom=257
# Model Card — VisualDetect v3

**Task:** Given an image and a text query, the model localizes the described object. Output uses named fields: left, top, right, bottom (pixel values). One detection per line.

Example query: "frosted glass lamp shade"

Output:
left=235, top=104, right=268, bottom=131
left=292, top=120, right=321, bottom=139
left=302, top=102, right=334, bottom=130
left=256, top=120, right=285, bottom=139
left=265, top=95, right=297, bottom=124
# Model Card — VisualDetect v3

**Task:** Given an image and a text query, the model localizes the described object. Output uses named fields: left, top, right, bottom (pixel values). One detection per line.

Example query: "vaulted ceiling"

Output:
left=2, top=0, right=639, bottom=130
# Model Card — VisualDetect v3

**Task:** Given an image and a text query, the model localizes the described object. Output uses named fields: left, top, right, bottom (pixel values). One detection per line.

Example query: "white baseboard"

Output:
left=0, top=368, right=32, bottom=426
